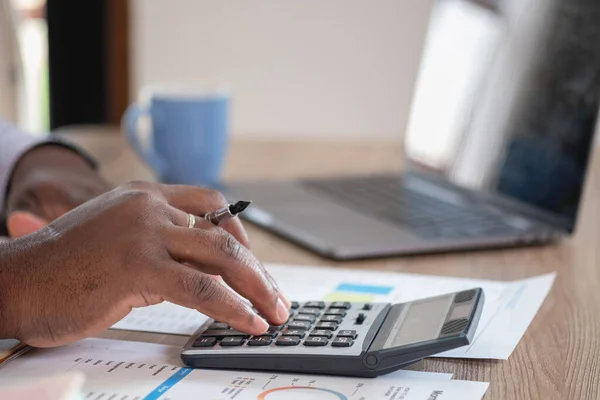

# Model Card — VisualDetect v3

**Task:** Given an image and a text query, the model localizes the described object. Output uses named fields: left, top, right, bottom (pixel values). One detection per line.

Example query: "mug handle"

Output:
left=123, top=104, right=166, bottom=178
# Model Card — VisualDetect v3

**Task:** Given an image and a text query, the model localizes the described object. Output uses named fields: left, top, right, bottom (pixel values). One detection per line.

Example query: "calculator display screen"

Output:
left=383, top=296, right=452, bottom=348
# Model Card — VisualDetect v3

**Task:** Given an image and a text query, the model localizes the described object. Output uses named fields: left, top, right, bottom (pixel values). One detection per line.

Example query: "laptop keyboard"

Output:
left=302, top=175, right=525, bottom=239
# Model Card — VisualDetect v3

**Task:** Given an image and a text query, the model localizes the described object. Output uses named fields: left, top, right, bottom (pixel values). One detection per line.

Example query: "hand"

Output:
left=0, top=181, right=286, bottom=347
left=6, top=145, right=111, bottom=237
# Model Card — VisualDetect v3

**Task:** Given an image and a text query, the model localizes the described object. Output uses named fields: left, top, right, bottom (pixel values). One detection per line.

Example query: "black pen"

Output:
left=203, top=201, right=252, bottom=225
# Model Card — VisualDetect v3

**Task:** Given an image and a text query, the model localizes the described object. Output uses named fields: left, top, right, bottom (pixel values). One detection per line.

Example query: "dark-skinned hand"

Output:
left=0, top=181, right=286, bottom=347
left=5, top=144, right=111, bottom=238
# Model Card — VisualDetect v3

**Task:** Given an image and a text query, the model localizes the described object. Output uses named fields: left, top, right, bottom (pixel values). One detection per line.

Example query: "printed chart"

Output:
left=324, top=283, right=395, bottom=303
left=0, top=339, right=488, bottom=400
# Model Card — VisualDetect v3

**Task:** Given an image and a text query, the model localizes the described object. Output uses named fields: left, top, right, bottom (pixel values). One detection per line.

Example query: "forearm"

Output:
left=0, top=238, right=27, bottom=339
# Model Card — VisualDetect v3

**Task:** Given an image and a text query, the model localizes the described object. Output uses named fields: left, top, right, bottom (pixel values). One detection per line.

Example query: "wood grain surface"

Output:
left=58, top=126, right=600, bottom=399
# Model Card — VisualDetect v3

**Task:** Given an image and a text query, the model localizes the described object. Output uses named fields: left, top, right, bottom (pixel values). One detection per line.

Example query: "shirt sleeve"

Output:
left=0, top=120, right=45, bottom=213
left=0, top=120, right=98, bottom=214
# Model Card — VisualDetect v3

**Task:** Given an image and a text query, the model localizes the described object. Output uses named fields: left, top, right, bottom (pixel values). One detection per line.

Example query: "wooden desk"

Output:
left=57, top=126, right=600, bottom=399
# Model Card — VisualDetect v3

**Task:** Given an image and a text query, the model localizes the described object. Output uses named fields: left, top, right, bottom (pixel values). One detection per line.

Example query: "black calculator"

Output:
left=181, top=288, right=484, bottom=377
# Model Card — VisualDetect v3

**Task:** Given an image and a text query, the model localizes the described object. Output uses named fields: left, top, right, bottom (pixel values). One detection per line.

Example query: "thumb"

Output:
left=7, top=212, right=49, bottom=238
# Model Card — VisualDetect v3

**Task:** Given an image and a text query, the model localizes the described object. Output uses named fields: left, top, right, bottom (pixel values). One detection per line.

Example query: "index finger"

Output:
left=152, top=262, right=270, bottom=335
left=159, top=184, right=250, bottom=248
left=165, top=224, right=290, bottom=326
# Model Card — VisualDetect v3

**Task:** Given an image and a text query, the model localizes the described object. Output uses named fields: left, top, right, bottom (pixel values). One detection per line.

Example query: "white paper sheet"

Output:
left=111, top=301, right=208, bottom=336
left=111, top=263, right=555, bottom=359
left=0, top=338, right=488, bottom=400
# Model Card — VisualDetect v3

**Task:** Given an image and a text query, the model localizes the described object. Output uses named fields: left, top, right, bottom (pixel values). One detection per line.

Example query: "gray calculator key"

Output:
left=201, top=330, right=249, bottom=338
left=282, top=329, right=306, bottom=338
left=287, top=321, right=311, bottom=330
left=220, top=337, right=245, bottom=347
left=265, top=327, right=281, bottom=337
left=320, top=316, right=343, bottom=324
left=207, top=322, right=230, bottom=330
left=192, top=337, right=217, bottom=347
left=247, top=336, right=273, bottom=346
left=337, top=330, right=358, bottom=339
left=315, top=322, right=338, bottom=330
left=331, top=337, right=354, bottom=347
left=269, top=325, right=285, bottom=331
left=294, top=315, right=316, bottom=323
left=304, top=301, right=326, bottom=309
left=291, top=301, right=300, bottom=309
left=309, top=330, right=333, bottom=338
left=304, top=336, right=328, bottom=346
left=329, top=302, right=351, bottom=309
left=297, top=309, right=320, bottom=316
left=323, top=309, right=346, bottom=317
left=276, top=336, right=301, bottom=346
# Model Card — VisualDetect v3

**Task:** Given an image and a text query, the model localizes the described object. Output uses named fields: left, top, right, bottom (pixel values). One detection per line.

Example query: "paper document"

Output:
left=111, top=264, right=555, bottom=359
left=0, top=338, right=488, bottom=400
left=111, top=301, right=209, bottom=336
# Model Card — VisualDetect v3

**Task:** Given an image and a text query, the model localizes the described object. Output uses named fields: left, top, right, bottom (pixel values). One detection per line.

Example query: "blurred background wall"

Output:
left=129, top=0, right=432, bottom=140
left=3, top=0, right=599, bottom=145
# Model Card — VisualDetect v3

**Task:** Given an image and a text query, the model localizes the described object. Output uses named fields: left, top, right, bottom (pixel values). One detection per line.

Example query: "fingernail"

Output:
left=276, top=298, right=289, bottom=322
left=279, top=292, right=292, bottom=309
left=252, top=315, right=269, bottom=333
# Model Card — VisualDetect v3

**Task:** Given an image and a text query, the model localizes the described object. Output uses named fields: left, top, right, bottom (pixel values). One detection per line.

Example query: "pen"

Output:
left=203, top=200, right=252, bottom=225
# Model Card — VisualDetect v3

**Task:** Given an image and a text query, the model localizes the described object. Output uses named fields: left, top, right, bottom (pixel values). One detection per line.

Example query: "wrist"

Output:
left=0, top=231, right=57, bottom=341
left=6, top=144, right=98, bottom=208
left=0, top=239, right=28, bottom=339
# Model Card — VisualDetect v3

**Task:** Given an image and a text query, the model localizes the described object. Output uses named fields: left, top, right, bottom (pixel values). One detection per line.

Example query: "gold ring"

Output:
left=187, top=213, right=196, bottom=229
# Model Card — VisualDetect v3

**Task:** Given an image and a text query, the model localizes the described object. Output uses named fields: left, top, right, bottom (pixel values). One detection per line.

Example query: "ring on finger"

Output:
left=187, top=213, right=196, bottom=229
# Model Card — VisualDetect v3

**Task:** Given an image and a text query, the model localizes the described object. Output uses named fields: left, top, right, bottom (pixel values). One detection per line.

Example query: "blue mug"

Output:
left=123, top=86, right=230, bottom=186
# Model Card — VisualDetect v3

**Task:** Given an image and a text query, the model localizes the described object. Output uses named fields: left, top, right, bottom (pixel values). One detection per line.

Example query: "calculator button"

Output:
left=192, top=337, right=217, bottom=347
left=329, top=302, right=351, bottom=309
left=291, top=301, right=300, bottom=309
left=220, top=337, right=245, bottom=347
left=287, top=321, right=311, bottom=330
left=276, top=336, right=301, bottom=346
left=282, top=329, right=306, bottom=338
left=247, top=336, right=273, bottom=346
left=355, top=313, right=367, bottom=325
left=362, top=304, right=373, bottom=310
left=320, top=316, right=343, bottom=324
left=337, top=330, right=358, bottom=339
left=294, top=315, right=316, bottom=323
left=304, top=336, right=328, bottom=346
left=201, top=330, right=249, bottom=338
left=323, top=309, right=346, bottom=317
left=207, top=322, right=230, bottom=330
left=265, top=327, right=281, bottom=337
left=309, top=330, right=333, bottom=338
left=315, top=322, right=338, bottom=330
left=304, top=301, right=326, bottom=309
left=298, top=309, right=320, bottom=316
left=331, top=337, right=354, bottom=347
left=269, top=325, right=285, bottom=331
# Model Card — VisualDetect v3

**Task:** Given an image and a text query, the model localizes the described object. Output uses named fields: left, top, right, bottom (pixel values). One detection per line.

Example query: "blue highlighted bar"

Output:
left=144, top=368, right=193, bottom=400
left=335, top=283, right=394, bottom=295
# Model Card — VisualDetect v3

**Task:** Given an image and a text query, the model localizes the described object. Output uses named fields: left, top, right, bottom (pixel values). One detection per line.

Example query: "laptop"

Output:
left=226, top=0, right=600, bottom=259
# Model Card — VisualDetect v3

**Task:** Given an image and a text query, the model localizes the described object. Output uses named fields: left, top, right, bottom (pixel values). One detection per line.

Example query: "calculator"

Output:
left=181, top=288, right=484, bottom=377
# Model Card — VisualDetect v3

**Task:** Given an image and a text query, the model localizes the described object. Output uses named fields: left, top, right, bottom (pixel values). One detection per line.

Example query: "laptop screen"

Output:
left=405, top=0, right=600, bottom=230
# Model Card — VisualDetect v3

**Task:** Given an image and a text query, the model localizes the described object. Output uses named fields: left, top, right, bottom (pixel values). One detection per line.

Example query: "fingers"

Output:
left=164, top=223, right=290, bottom=325
left=153, top=262, right=270, bottom=335
left=159, top=185, right=250, bottom=247
left=7, top=211, right=48, bottom=238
